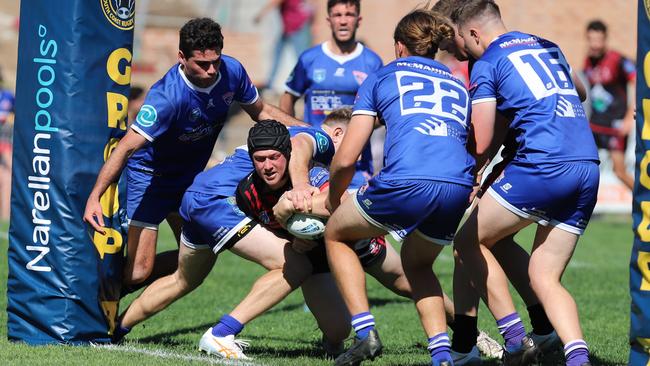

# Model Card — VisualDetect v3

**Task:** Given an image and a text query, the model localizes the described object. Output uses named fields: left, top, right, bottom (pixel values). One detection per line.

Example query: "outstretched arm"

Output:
left=83, top=128, right=148, bottom=233
left=241, top=98, right=307, bottom=127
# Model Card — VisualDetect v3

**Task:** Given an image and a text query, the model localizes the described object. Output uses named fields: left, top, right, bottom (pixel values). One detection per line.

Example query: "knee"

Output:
left=528, top=270, right=556, bottom=295
left=124, top=264, right=153, bottom=285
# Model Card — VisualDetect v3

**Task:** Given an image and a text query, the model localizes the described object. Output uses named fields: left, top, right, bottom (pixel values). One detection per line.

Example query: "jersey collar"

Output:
left=321, top=41, right=364, bottom=64
left=178, top=64, right=221, bottom=94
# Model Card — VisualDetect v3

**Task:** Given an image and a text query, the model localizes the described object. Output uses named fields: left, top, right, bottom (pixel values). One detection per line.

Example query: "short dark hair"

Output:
left=451, top=0, right=500, bottom=26
left=587, top=19, right=607, bottom=34
left=431, top=0, right=468, bottom=18
left=129, top=85, right=145, bottom=101
left=327, top=0, right=361, bottom=14
left=323, top=107, right=352, bottom=127
left=179, top=18, right=224, bottom=57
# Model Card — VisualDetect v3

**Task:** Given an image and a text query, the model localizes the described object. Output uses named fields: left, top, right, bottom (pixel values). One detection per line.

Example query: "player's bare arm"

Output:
left=83, top=128, right=148, bottom=233
left=327, top=114, right=374, bottom=212
left=279, top=92, right=300, bottom=117
left=287, top=133, right=319, bottom=212
left=241, top=98, right=307, bottom=127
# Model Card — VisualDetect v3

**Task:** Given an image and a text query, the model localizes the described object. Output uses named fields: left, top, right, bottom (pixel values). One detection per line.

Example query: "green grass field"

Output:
left=0, top=216, right=633, bottom=365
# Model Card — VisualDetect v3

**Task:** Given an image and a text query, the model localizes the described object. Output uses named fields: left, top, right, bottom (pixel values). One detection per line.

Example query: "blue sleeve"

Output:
left=621, top=57, right=636, bottom=81
left=469, top=60, right=497, bottom=104
left=233, top=61, right=259, bottom=105
left=290, top=127, right=335, bottom=165
left=131, top=87, right=176, bottom=142
left=352, top=73, right=378, bottom=116
left=285, top=55, right=310, bottom=97
left=308, top=167, right=330, bottom=188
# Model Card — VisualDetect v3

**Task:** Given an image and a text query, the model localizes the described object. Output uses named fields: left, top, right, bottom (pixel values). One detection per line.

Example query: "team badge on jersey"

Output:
left=190, top=107, right=202, bottom=122
left=313, top=69, right=327, bottom=83
left=352, top=70, right=368, bottom=85
left=136, top=104, right=157, bottom=127
left=315, top=132, right=330, bottom=154
left=222, top=92, right=234, bottom=106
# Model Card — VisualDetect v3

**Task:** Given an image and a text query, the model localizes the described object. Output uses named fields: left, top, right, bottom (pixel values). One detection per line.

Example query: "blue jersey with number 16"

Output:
left=470, top=31, right=599, bottom=165
left=353, top=56, right=474, bottom=186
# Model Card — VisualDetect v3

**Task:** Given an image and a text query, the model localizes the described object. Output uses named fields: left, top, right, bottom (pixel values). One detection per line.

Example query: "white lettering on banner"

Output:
left=26, top=24, right=58, bottom=272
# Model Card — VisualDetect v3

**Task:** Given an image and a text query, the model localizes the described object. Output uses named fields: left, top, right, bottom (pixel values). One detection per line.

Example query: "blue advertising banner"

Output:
left=632, top=0, right=650, bottom=364
left=7, top=0, right=133, bottom=344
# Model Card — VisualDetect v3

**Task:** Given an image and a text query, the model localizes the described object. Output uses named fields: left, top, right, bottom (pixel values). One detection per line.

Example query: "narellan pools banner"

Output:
left=7, top=0, right=133, bottom=344
left=632, top=0, right=650, bottom=364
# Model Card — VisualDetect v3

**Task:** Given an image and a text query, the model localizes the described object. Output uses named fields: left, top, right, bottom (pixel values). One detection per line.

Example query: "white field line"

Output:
left=96, top=344, right=264, bottom=366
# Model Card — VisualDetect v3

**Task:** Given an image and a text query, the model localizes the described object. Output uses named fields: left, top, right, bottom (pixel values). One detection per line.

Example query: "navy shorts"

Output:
left=126, top=168, right=191, bottom=229
left=488, top=161, right=600, bottom=235
left=354, top=175, right=472, bottom=245
left=179, top=192, right=254, bottom=254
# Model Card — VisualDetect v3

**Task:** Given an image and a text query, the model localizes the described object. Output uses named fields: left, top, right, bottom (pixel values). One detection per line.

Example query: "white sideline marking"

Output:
left=96, top=344, right=263, bottom=365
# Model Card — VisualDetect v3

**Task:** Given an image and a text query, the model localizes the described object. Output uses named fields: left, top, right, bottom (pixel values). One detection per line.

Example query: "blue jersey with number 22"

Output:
left=353, top=56, right=474, bottom=186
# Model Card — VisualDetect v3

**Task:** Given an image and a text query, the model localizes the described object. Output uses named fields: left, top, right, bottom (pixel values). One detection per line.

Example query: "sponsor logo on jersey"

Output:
left=190, top=107, right=202, bottom=122
left=136, top=104, right=157, bottom=127
left=222, top=92, right=234, bottom=106
left=227, top=196, right=245, bottom=216
left=207, top=98, right=216, bottom=109
left=313, top=69, right=326, bottom=83
left=352, top=70, right=368, bottom=85
left=499, top=182, right=512, bottom=193
left=334, top=68, right=345, bottom=77
left=362, top=198, right=372, bottom=207
left=178, top=122, right=216, bottom=142
left=315, top=132, right=330, bottom=154
left=100, top=0, right=135, bottom=30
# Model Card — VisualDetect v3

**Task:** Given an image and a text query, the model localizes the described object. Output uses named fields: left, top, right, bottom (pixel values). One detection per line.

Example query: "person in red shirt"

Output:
left=584, top=19, right=636, bottom=190
left=254, top=0, right=314, bottom=89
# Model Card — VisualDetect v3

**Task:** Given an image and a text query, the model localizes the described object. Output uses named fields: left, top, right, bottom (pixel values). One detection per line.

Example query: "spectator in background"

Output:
left=584, top=19, right=636, bottom=190
left=0, top=67, right=15, bottom=220
left=254, top=0, right=314, bottom=91
left=127, top=85, right=146, bottom=125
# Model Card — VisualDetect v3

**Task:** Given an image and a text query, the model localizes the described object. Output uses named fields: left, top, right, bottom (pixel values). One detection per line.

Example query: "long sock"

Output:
left=428, top=333, right=452, bottom=364
left=565, top=339, right=589, bottom=366
left=496, top=312, right=526, bottom=351
left=451, top=314, right=478, bottom=353
left=212, top=314, right=244, bottom=337
left=351, top=312, right=375, bottom=339
left=527, top=304, right=554, bottom=335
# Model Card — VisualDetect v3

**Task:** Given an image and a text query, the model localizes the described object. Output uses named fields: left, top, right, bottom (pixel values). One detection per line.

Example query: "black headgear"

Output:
left=247, top=120, right=292, bottom=159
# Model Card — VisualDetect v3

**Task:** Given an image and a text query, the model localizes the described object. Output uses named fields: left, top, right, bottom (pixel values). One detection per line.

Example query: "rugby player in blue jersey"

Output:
left=110, top=113, right=412, bottom=360
left=280, top=0, right=382, bottom=195
left=83, top=18, right=304, bottom=289
left=432, top=1, right=567, bottom=363
left=451, top=2, right=599, bottom=366
left=326, top=10, right=475, bottom=366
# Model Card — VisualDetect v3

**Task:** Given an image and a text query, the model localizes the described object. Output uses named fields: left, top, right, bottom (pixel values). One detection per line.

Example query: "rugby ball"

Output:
left=286, top=213, right=327, bottom=240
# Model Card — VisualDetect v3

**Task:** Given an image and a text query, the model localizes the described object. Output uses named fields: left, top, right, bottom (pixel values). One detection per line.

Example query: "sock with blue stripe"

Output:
left=497, top=312, right=526, bottom=351
left=212, top=314, right=244, bottom=337
left=428, top=332, right=452, bottom=365
left=565, top=339, right=589, bottom=366
left=351, top=312, right=375, bottom=339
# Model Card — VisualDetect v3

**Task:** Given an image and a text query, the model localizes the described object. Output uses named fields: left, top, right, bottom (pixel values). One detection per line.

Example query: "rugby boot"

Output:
left=334, top=328, right=383, bottom=366
left=199, top=328, right=249, bottom=359
left=529, top=330, right=561, bottom=355
left=451, top=345, right=483, bottom=365
left=502, top=335, right=540, bottom=366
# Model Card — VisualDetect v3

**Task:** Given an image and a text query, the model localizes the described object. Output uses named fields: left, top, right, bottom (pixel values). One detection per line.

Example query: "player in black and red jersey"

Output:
left=584, top=19, right=636, bottom=190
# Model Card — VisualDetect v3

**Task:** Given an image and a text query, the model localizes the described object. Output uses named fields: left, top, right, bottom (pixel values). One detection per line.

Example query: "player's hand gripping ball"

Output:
left=286, top=213, right=327, bottom=240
